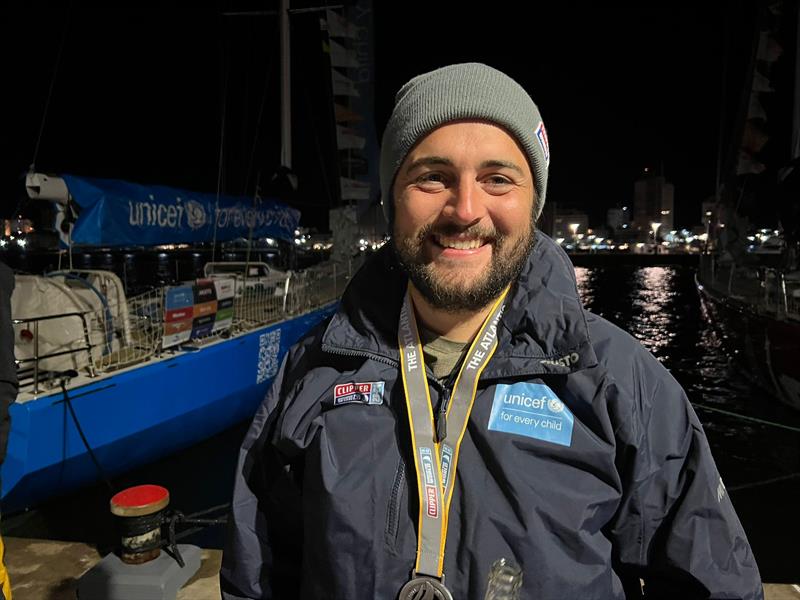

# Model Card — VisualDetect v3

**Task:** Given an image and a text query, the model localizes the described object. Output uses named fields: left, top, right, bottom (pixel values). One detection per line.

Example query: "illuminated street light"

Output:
left=650, top=222, right=662, bottom=253
left=569, top=223, right=580, bottom=239
left=650, top=222, right=662, bottom=238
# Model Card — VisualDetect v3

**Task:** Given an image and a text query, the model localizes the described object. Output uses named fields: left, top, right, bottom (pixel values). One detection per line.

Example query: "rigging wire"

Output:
left=244, top=41, right=276, bottom=198
left=211, top=38, right=230, bottom=264
left=31, top=9, right=71, bottom=171
left=243, top=173, right=262, bottom=285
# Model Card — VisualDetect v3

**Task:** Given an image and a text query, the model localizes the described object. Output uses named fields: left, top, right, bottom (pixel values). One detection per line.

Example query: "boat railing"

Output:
left=700, top=255, right=800, bottom=320
left=17, top=258, right=357, bottom=395
left=14, top=311, right=96, bottom=395
left=287, top=259, right=356, bottom=313
left=100, top=286, right=165, bottom=369
left=184, top=259, right=354, bottom=343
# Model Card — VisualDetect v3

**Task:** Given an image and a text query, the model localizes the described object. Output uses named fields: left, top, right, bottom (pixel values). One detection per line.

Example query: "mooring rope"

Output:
left=60, top=377, right=117, bottom=495
left=161, top=504, right=230, bottom=567
left=692, top=402, right=800, bottom=434
left=727, top=472, right=800, bottom=492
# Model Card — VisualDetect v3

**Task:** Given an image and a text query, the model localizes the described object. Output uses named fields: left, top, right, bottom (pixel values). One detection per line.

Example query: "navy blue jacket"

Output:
left=220, top=234, right=762, bottom=599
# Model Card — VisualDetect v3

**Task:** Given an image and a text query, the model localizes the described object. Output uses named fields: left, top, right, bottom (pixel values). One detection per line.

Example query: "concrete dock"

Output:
left=4, top=536, right=799, bottom=599
left=5, top=537, right=220, bottom=599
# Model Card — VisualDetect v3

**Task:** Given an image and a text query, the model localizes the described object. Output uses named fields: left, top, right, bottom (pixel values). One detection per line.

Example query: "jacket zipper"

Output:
left=321, top=343, right=399, bottom=368
left=436, top=385, right=451, bottom=442
left=385, top=458, right=406, bottom=546
left=322, top=343, right=448, bottom=393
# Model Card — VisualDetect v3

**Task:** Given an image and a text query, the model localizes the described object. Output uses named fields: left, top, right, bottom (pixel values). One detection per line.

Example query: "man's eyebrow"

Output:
left=404, top=156, right=454, bottom=173
left=480, top=159, right=525, bottom=175
left=403, top=157, right=526, bottom=176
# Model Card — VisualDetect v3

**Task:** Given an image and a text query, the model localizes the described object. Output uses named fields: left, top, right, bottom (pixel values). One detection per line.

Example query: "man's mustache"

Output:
left=415, top=223, right=501, bottom=244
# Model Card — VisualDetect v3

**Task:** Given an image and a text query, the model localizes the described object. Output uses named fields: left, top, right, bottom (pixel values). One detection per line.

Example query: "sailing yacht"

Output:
left=695, top=0, right=800, bottom=410
left=1, top=3, right=379, bottom=512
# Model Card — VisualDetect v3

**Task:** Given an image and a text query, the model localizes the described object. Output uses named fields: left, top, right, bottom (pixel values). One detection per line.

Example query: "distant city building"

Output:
left=607, top=206, right=631, bottom=231
left=633, top=171, right=674, bottom=237
left=552, top=209, right=589, bottom=239
left=590, top=225, right=611, bottom=240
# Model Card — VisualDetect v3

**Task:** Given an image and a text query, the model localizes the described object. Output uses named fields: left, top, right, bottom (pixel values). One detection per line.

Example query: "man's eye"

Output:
left=417, top=173, right=445, bottom=183
left=414, top=173, right=447, bottom=189
left=486, top=175, right=511, bottom=185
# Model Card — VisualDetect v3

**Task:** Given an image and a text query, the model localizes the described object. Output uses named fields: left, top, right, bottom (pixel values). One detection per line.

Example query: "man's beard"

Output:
left=392, top=222, right=535, bottom=313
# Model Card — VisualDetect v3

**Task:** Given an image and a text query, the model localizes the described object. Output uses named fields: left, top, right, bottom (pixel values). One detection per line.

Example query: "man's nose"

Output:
left=444, top=177, right=485, bottom=225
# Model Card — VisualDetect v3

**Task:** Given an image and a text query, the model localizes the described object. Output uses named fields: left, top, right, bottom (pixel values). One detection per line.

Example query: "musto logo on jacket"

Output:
left=488, top=382, right=574, bottom=446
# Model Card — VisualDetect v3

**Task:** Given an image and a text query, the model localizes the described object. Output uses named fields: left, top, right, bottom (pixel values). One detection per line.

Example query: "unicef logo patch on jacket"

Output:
left=488, top=382, right=574, bottom=446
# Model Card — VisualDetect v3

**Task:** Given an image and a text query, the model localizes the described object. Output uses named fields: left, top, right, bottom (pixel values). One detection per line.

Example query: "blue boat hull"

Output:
left=1, top=304, right=336, bottom=513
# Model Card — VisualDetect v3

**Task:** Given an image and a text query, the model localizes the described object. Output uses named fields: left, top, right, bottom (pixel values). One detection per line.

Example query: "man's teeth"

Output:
left=435, top=236, right=484, bottom=250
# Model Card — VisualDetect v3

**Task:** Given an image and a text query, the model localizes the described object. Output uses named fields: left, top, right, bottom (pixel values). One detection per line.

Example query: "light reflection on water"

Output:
left=576, top=266, right=678, bottom=359
left=573, top=264, right=800, bottom=491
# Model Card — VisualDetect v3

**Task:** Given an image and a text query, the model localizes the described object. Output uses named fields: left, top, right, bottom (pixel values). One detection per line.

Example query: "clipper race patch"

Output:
left=419, top=447, right=439, bottom=518
left=488, top=382, right=573, bottom=446
left=333, top=381, right=385, bottom=406
left=535, top=121, right=550, bottom=166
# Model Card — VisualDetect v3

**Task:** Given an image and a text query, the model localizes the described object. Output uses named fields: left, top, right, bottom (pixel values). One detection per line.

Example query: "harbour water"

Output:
left=3, top=261, right=799, bottom=582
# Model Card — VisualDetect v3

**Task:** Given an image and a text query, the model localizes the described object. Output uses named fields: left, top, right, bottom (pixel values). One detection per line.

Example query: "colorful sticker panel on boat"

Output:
left=190, top=280, right=217, bottom=339
left=212, top=279, right=235, bottom=333
left=163, top=285, right=194, bottom=348
left=192, top=314, right=216, bottom=339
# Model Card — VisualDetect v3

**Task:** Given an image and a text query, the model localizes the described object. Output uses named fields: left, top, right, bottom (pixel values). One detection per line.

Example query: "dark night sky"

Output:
left=2, top=2, right=740, bottom=232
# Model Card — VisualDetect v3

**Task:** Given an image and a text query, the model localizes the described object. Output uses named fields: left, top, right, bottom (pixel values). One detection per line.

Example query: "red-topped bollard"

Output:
left=110, top=485, right=170, bottom=564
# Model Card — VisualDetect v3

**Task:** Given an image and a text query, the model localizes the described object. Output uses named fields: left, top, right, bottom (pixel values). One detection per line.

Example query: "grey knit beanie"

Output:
left=380, top=62, right=549, bottom=225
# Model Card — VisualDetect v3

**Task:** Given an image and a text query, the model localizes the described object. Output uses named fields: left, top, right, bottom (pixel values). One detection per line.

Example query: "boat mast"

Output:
left=280, top=0, right=291, bottom=171
left=792, top=2, right=800, bottom=162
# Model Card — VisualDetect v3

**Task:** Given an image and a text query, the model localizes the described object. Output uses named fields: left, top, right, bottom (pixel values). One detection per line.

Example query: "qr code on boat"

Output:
left=257, top=329, right=281, bottom=384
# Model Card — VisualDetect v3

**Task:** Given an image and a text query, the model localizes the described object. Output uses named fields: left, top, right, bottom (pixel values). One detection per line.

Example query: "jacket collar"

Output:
left=320, top=232, right=597, bottom=378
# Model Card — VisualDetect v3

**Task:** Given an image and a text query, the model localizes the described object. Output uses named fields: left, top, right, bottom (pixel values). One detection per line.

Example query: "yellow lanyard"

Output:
left=398, top=287, right=508, bottom=579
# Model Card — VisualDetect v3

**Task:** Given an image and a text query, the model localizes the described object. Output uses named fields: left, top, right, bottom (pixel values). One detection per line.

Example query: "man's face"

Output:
left=392, top=121, right=536, bottom=312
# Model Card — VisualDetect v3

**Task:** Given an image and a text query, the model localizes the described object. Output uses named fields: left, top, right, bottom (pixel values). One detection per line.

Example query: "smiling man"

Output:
left=221, top=63, right=763, bottom=600
left=392, top=121, right=537, bottom=339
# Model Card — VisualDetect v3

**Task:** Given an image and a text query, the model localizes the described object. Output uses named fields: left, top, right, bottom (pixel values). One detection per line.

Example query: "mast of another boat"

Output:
left=242, top=0, right=291, bottom=292
left=280, top=0, right=291, bottom=173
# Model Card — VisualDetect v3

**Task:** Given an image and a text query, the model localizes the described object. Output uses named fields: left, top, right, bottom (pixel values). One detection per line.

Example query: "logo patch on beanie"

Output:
left=535, top=121, right=550, bottom=166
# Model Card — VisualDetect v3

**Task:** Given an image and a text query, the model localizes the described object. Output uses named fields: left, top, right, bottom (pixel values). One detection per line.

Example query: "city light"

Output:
left=650, top=222, right=662, bottom=237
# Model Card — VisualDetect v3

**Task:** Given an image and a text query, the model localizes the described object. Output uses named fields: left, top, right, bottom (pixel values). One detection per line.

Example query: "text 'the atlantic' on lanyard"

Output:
left=397, top=286, right=508, bottom=598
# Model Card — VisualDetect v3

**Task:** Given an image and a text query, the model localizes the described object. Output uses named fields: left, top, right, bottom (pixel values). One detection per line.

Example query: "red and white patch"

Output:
left=536, top=121, right=550, bottom=166
left=425, top=485, right=439, bottom=518
left=333, top=381, right=384, bottom=406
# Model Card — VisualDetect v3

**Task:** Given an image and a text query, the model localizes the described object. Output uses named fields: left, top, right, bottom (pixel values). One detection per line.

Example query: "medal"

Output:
left=397, top=286, right=509, bottom=596
left=398, top=575, right=454, bottom=600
